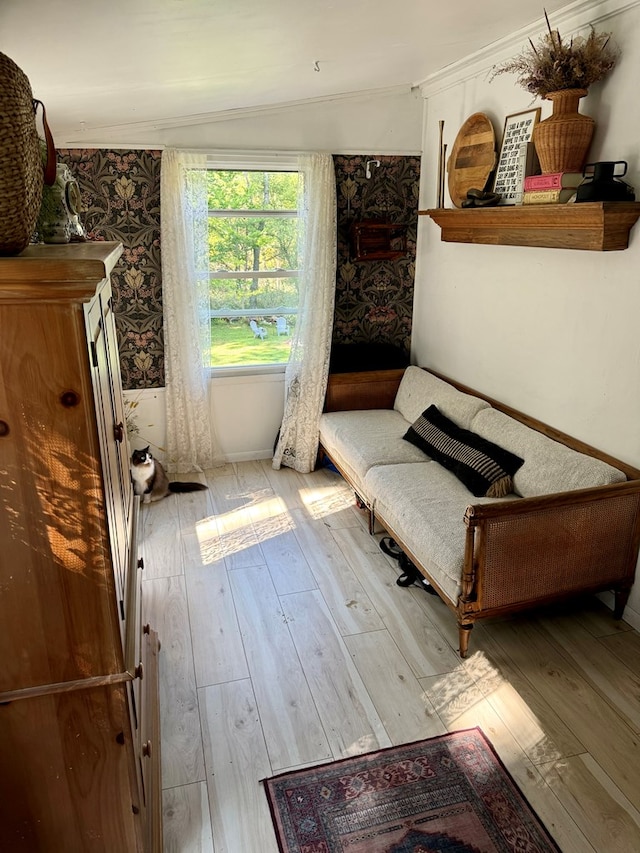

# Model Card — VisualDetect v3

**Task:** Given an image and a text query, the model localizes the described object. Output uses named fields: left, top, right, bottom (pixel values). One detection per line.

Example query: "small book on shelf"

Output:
left=523, top=172, right=584, bottom=191
left=523, top=188, right=578, bottom=205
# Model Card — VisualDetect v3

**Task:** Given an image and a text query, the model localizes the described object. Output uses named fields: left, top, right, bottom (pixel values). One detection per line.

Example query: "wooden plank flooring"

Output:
left=142, top=461, right=640, bottom=853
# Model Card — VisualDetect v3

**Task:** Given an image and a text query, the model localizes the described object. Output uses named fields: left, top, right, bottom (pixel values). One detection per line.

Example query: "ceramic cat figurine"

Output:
left=130, top=447, right=208, bottom=503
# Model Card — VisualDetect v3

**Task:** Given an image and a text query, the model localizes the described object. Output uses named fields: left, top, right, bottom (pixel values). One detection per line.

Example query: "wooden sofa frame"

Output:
left=321, top=367, right=640, bottom=657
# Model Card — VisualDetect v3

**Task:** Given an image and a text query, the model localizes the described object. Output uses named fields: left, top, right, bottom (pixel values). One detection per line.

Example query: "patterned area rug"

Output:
left=263, top=728, right=560, bottom=852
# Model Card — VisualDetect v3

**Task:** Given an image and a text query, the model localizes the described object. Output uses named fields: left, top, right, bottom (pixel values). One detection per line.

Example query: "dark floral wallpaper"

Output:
left=56, top=150, right=419, bottom=390
left=333, top=155, right=420, bottom=357
left=58, top=149, right=163, bottom=390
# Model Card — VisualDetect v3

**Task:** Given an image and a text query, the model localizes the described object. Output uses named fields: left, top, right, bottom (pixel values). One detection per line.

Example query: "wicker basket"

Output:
left=0, top=52, right=55, bottom=256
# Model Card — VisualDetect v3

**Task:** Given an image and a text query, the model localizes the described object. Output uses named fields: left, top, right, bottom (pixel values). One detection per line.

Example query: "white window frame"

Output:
left=206, top=153, right=300, bottom=377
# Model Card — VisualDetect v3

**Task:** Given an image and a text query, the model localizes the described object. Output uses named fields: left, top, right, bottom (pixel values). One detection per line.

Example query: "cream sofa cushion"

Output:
left=318, top=409, right=428, bottom=494
left=471, top=408, right=626, bottom=498
left=364, top=462, right=516, bottom=602
left=394, top=366, right=490, bottom=429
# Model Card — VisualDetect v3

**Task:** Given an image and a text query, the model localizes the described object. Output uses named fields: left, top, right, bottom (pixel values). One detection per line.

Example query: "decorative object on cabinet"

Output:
left=576, top=161, right=635, bottom=203
left=492, top=109, right=541, bottom=205
left=420, top=202, right=640, bottom=250
left=491, top=13, right=619, bottom=174
left=36, top=162, right=87, bottom=243
left=446, top=113, right=497, bottom=208
left=0, top=52, right=56, bottom=255
left=0, top=243, right=162, bottom=851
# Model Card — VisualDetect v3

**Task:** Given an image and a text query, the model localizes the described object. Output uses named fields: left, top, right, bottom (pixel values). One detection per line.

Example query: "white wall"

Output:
left=63, top=86, right=423, bottom=154
left=209, top=372, right=285, bottom=462
left=123, top=388, right=166, bottom=458
left=414, top=0, right=640, bottom=625
left=125, top=373, right=285, bottom=464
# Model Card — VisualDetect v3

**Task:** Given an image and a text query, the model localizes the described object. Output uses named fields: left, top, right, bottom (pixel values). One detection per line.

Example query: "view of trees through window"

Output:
left=207, top=169, right=300, bottom=368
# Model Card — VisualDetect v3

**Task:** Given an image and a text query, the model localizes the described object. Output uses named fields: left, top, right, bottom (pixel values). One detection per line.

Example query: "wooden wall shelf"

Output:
left=419, top=202, right=640, bottom=251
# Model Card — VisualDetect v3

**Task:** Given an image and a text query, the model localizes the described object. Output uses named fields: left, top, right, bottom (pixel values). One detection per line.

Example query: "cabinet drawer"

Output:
left=85, top=292, right=130, bottom=599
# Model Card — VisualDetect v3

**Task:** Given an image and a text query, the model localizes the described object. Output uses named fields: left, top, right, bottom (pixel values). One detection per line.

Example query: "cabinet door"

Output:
left=0, top=296, right=121, bottom=691
left=0, top=684, right=142, bottom=852
left=101, top=286, right=133, bottom=524
left=85, top=289, right=130, bottom=605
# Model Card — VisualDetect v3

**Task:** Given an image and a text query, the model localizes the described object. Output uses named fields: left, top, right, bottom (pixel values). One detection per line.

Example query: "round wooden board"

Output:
left=447, top=113, right=497, bottom=207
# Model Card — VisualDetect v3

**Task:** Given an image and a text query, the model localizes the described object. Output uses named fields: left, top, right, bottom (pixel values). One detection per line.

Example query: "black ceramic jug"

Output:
left=575, top=161, right=635, bottom=202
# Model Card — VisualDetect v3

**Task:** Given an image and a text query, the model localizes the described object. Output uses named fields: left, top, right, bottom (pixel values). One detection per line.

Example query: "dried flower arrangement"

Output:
left=491, top=10, right=620, bottom=98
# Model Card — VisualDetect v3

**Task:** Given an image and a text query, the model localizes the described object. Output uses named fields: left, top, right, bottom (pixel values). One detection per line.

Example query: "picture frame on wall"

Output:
left=492, top=108, right=541, bottom=205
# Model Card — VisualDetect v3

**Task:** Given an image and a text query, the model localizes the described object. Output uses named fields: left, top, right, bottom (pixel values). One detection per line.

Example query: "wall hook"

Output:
left=365, top=159, right=380, bottom=179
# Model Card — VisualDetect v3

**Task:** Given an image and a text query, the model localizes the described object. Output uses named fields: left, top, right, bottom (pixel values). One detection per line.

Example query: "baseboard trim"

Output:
left=224, top=450, right=274, bottom=463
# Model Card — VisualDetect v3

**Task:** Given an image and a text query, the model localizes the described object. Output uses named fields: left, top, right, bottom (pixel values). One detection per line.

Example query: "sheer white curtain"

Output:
left=273, top=153, right=337, bottom=473
left=161, top=149, right=223, bottom=473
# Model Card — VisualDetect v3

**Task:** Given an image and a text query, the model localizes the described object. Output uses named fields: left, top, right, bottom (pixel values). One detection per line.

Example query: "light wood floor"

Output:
left=141, top=460, right=640, bottom=853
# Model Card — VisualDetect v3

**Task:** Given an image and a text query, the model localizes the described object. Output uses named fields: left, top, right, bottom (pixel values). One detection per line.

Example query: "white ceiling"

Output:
left=2, top=0, right=567, bottom=139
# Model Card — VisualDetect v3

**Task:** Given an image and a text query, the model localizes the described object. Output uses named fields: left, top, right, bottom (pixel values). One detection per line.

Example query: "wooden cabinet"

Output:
left=0, top=243, right=161, bottom=851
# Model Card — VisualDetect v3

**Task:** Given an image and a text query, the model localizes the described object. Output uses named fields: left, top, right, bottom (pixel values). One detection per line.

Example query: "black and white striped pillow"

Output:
left=403, top=405, right=524, bottom=498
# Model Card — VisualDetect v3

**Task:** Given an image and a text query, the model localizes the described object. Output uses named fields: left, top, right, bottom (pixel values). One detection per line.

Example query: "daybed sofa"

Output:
left=319, top=366, right=640, bottom=656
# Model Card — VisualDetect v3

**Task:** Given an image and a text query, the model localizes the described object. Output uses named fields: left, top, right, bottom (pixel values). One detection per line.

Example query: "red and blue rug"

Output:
left=263, top=728, right=560, bottom=852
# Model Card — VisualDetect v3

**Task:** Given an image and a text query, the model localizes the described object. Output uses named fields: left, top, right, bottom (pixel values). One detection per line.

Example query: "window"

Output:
left=207, top=168, right=301, bottom=369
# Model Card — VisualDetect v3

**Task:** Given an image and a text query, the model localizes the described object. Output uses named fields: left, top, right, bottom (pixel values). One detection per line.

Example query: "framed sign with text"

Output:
left=493, top=108, right=541, bottom=205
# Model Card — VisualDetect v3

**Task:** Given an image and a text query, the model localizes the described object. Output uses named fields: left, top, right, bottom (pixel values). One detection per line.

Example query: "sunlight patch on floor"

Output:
left=426, top=664, right=487, bottom=727
left=298, top=484, right=357, bottom=520
left=464, top=650, right=560, bottom=765
left=195, top=496, right=295, bottom=562
left=342, top=733, right=386, bottom=758
left=246, top=496, right=292, bottom=529
left=191, top=518, right=225, bottom=566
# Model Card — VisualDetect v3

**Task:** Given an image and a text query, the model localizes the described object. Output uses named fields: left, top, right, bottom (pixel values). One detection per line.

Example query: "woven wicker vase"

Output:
left=532, top=88, right=595, bottom=174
